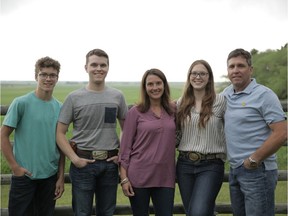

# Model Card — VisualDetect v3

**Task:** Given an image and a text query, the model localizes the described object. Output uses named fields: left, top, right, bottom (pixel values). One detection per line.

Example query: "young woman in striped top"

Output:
left=176, top=60, right=226, bottom=216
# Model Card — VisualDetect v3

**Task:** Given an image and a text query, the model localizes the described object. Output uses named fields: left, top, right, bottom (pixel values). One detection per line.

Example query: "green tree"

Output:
left=252, top=44, right=287, bottom=99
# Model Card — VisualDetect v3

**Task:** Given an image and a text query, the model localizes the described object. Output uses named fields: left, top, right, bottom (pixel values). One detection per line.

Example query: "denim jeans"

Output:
left=229, top=164, right=278, bottom=216
left=8, top=174, right=57, bottom=216
left=176, top=157, right=224, bottom=216
left=69, top=161, right=119, bottom=216
left=129, top=187, right=175, bottom=216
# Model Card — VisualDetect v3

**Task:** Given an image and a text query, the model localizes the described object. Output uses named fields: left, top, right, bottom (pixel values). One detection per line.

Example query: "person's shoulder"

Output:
left=216, top=94, right=225, bottom=101
left=106, top=86, right=124, bottom=94
left=251, top=78, right=270, bottom=92
left=105, top=86, right=126, bottom=99
left=66, top=87, right=87, bottom=97
left=255, top=83, right=273, bottom=92
left=7, top=92, right=34, bottom=114
left=128, top=105, right=138, bottom=112
left=51, top=97, right=63, bottom=106
left=12, top=91, right=34, bottom=103
left=214, top=94, right=226, bottom=107
left=221, top=84, right=233, bottom=96
left=127, top=105, right=143, bottom=115
left=253, top=82, right=277, bottom=97
left=169, top=101, right=177, bottom=112
left=128, top=104, right=135, bottom=110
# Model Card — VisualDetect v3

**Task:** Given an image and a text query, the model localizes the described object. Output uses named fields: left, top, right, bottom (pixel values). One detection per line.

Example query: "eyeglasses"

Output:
left=38, top=73, right=58, bottom=79
left=190, top=71, right=209, bottom=78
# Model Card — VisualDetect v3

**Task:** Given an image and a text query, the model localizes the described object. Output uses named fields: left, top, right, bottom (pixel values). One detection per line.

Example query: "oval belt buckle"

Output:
left=188, top=152, right=201, bottom=162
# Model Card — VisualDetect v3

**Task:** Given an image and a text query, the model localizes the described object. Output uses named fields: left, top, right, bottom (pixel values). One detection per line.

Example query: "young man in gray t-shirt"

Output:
left=56, top=48, right=128, bottom=216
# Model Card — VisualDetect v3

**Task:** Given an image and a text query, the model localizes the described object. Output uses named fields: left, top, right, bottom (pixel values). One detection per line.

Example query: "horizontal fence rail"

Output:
left=1, top=171, right=287, bottom=215
left=2, top=171, right=287, bottom=185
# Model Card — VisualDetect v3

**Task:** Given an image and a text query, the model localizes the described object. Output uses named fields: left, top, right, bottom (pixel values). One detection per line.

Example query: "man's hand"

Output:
left=54, top=177, right=65, bottom=200
left=12, top=165, right=32, bottom=177
left=107, top=155, right=119, bottom=164
left=73, top=157, right=95, bottom=168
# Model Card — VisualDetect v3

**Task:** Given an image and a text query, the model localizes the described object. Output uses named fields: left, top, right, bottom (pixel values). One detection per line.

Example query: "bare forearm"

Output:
left=56, top=133, right=79, bottom=163
left=57, top=151, right=65, bottom=179
left=1, top=137, right=19, bottom=171
left=120, top=166, right=128, bottom=179
left=252, top=121, right=287, bottom=162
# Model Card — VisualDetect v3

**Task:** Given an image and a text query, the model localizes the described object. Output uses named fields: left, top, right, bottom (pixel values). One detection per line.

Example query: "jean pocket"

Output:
left=12, top=174, right=27, bottom=179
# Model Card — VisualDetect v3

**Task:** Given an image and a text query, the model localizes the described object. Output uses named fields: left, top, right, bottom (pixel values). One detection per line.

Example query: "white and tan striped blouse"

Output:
left=177, top=94, right=226, bottom=155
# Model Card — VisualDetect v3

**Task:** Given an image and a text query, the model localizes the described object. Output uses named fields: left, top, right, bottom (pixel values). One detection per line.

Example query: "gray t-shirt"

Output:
left=58, top=86, right=127, bottom=150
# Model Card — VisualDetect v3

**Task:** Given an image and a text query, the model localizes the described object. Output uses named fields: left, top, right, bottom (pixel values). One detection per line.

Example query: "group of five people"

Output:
left=1, top=48, right=287, bottom=216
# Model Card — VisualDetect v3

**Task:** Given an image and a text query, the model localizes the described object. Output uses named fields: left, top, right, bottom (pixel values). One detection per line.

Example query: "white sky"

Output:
left=0, top=0, right=287, bottom=82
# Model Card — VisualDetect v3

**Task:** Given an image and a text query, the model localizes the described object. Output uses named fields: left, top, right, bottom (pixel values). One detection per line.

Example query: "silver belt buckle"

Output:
left=92, top=151, right=108, bottom=160
left=188, top=152, right=201, bottom=162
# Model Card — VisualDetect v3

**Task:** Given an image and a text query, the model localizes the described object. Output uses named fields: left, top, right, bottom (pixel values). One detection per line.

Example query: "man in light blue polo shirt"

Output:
left=222, top=48, right=287, bottom=216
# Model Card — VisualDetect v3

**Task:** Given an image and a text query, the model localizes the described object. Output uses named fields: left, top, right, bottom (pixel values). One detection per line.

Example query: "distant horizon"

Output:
left=0, top=80, right=228, bottom=84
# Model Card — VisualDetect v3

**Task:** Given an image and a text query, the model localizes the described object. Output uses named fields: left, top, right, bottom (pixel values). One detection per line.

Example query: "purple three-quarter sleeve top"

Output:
left=119, top=105, right=176, bottom=188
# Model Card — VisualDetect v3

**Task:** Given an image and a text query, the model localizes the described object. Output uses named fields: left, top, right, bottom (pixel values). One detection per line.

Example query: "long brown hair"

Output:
left=177, top=60, right=216, bottom=128
left=137, top=68, right=174, bottom=116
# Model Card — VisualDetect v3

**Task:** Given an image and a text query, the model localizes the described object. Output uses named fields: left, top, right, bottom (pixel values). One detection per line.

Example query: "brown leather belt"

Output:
left=179, top=151, right=225, bottom=162
left=76, top=149, right=118, bottom=160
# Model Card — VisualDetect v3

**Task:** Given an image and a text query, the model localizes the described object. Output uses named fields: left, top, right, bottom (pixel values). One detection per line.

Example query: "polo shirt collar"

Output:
left=229, top=78, right=257, bottom=96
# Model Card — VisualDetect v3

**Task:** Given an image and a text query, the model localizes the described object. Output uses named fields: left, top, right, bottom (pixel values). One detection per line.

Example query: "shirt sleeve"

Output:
left=260, top=90, right=287, bottom=124
left=119, top=107, right=139, bottom=169
left=3, top=98, right=24, bottom=128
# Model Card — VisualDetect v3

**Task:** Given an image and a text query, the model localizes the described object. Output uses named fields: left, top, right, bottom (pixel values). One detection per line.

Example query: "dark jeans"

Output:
left=9, top=174, right=57, bottom=216
left=229, top=165, right=278, bottom=216
left=176, top=157, right=224, bottom=216
left=129, top=187, right=175, bottom=216
left=69, top=161, right=119, bottom=216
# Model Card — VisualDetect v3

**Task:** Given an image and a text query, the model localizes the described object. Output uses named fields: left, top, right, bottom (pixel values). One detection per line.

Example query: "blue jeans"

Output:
left=129, top=187, right=175, bottom=216
left=229, top=164, right=278, bottom=216
left=176, top=157, right=224, bottom=216
left=8, top=174, right=57, bottom=216
left=69, top=161, right=119, bottom=216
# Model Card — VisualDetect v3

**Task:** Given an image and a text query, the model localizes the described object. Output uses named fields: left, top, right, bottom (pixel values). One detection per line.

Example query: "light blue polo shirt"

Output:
left=222, top=79, right=286, bottom=170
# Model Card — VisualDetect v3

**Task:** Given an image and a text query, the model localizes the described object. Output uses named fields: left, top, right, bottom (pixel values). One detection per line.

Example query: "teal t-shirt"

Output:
left=3, top=92, right=62, bottom=179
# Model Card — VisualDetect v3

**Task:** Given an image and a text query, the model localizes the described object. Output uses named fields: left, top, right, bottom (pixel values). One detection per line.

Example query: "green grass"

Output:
left=0, top=81, right=184, bottom=105
left=1, top=82, right=287, bottom=215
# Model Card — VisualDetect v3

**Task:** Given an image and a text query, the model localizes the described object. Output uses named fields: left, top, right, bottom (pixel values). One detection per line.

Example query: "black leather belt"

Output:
left=76, top=149, right=118, bottom=160
left=179, top=151, right=225, bottom=162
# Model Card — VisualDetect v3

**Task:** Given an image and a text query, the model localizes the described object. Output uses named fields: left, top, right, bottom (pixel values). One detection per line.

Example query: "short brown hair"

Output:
left=34, top=56, right=61, bottom=79
left=227, top=48, right=252, bottom=66
left=85, top=49, right=109, bottom=65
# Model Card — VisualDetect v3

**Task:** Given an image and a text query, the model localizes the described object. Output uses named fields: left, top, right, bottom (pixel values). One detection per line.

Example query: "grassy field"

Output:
left=1, top=82, right=287, bottom=215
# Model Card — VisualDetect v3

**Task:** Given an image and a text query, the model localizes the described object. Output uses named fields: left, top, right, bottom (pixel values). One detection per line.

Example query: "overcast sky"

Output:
left=0, top=0, right=287, bottom=82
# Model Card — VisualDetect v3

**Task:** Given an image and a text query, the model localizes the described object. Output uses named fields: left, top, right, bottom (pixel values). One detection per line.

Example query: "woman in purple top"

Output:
left=119, top=68, right=176, bottom=216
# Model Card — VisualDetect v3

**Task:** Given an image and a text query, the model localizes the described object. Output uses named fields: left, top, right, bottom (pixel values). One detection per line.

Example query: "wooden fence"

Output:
left=1, top=171, right=287, bottom=215
left=1, top=102, right=287, bottom=215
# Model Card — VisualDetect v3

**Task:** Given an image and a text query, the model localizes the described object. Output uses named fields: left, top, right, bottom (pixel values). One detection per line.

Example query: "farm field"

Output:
left=1, top=82, right=287, bottom=215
